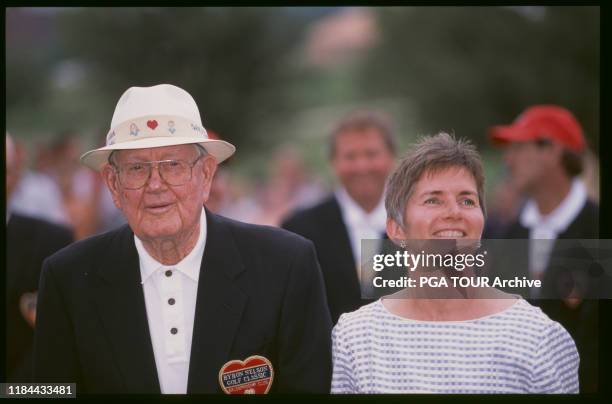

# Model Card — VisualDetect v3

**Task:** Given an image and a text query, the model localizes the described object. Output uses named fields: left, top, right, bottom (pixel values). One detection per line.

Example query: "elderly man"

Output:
left=282, top=110, right=396, bottom=324
left=33, top=84, right=332, bottom=394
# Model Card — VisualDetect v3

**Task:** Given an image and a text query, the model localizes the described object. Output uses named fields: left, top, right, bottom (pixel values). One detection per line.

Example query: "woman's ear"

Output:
left=386, top=217, right=407, bottom=243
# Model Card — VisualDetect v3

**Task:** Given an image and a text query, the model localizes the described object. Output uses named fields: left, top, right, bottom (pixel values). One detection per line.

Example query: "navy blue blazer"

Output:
left=33, top=210, right=332, bottom=393
left=6, top=214, right=73, bottom=381
left=496, top=199, right=600, bottom=393
left=282, top=195, right=376, bottom=324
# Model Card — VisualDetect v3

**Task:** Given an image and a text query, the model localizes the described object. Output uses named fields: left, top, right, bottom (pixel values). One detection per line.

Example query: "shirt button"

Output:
left=168, top=298, right=176, bottom=305
left=170, top=327, right=178, bottom=335
left=165, top=270, right=172, bottom=277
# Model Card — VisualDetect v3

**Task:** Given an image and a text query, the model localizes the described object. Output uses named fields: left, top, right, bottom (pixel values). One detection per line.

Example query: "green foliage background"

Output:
left=6, top=6, right=599, bottom=188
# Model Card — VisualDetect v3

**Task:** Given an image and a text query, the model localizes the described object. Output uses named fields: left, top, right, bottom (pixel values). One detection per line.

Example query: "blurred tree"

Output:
left=6, top=8, right=62, bottom=126
left=55, top=7, right=312, bottom=150
left=360, top=6, right=599, bottom=151
left=7, top=6, right=599, bottom=161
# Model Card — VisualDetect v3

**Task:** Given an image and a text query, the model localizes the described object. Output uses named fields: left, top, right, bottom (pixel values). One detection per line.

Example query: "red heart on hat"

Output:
left=147, top=120, right=158, bottom=130
left=218, top=355, right=274, bottom=394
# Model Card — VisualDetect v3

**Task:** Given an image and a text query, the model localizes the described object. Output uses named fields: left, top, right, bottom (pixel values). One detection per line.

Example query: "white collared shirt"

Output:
left=335, top=187, right=387, bottom=277
left=519, top=179, right=588, bottom=287
left=134, top=209, right=207, bottom=394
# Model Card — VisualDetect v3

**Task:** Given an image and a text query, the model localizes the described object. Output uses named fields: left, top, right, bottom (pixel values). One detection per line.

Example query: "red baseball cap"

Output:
left=489, top=105, right=585, bottom=153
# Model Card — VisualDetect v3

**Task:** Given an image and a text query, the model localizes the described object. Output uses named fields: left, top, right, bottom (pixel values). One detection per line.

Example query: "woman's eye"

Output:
left=424, top=198, right=440, bottom=205
left=461, top=198, right=476, bottom=206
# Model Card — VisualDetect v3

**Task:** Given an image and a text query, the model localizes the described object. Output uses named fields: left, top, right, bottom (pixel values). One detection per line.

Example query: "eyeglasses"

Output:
left=113, top=155, right=203, bottom=190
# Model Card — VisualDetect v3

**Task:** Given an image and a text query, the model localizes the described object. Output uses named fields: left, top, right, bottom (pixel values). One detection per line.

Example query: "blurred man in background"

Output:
left=256, top=146, right=325, bottom=226
left=5, top=132, right=74, bottom=382
left=489, top=105, right=599, bottom=393
left=45, top=132, right=104, bottom=240
left=283, top=110, right=396, bottom=324
left=8, top=139, right=68, bottom=227
left=8, top=132, right=126, bottom=239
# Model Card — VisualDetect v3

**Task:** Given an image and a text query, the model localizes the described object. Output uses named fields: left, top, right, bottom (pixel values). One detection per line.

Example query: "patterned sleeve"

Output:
left=330, top=315, right=357, bottom=393
left=531, top=321, right=580, bottom=393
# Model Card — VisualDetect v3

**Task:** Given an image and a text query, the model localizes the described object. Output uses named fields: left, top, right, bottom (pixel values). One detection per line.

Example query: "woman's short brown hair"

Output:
left=385, top=132, right=486, bottom=227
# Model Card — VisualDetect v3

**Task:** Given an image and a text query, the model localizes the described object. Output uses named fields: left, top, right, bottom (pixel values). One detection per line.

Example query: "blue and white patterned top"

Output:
left=331, top=298, right=579, bottom=394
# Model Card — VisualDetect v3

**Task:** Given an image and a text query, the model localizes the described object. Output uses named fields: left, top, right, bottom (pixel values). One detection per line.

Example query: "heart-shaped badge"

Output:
left=218, top=355, right=274, bottom=394
left=147, top=120, right=158, bottom=130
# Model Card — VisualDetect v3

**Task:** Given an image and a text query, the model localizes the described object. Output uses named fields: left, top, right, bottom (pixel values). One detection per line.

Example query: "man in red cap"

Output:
left=489, top=105, right=599, bottom=393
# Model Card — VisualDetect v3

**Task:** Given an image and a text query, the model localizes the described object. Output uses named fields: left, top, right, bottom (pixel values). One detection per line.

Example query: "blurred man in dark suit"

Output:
left=283, top=110, right=396, bottom=324
left=489, top=105, right=599, bottom=393
left=5, top=133, right=74, bottom=381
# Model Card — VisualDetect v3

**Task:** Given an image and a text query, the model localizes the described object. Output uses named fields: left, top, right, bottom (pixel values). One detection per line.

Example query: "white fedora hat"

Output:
left=80, top=84, right=236, bottom=170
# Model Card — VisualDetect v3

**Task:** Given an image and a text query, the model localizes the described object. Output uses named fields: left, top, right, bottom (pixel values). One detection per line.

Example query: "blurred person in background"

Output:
left=204, top=166, right=232, bottom=214
left=45, top=132, right=102, bottom=240
left=489, top=104, right=599, bottom=393
left=5, top=132, right=74, bottom=382
left=32, top=84, right=331, bottom=394
left=8, top=139, right=68, bottom=226
left=23, top=131, right=127, bottom=238
left=202, top=130, right=264, bottom=223
left=282, top=110, right=396, bottom=324
left=255, top=146, right=325, bottom=226
left=205, top=167, right=263, bottom=224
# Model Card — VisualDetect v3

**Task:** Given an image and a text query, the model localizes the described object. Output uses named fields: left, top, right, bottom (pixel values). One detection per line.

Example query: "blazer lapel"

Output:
left=187, top=210, right=247, bottom=393
left=90, top=225, right=160, bottom=393
left=327, top=197, right=361, bottom=298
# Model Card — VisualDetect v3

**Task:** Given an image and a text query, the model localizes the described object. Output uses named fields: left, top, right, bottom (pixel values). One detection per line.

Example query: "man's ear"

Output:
left=102, top=164, right=122, bottom=210
left=200, top=156, right=218, bottom=203
left=386, top=216, right=407, bottom=243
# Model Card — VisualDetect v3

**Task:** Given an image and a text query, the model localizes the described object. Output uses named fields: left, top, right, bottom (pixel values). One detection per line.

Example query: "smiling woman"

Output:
left=330, top=133, right=580, bottom=394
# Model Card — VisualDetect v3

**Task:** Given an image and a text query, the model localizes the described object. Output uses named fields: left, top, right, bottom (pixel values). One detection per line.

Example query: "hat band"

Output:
left=107, top=115, right=208, bottom=147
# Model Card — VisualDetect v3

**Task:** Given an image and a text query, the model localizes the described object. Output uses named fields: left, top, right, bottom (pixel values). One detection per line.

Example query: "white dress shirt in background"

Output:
left=335, top=187, right=387, bottom=278
left=520, top=179, right=588, bottom=296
